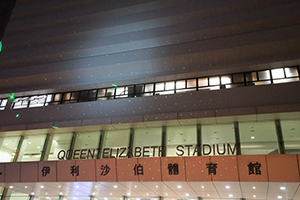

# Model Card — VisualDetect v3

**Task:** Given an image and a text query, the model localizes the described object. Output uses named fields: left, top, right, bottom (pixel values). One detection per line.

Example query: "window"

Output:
left=281, top=120, right=300, bottom=154
left=0, top=99, right=7, bottom=110
left=18, top=135, right=46, bottom=161
left=202, top=124, right=235, bottom=156
left=48, top=133, right=72, bottom=161
left=240, top=121, right=278, bottom=155
left=155, top=82, right=164, bottom=91
left=166, top=125, right=196, bottom=157
left=134, top=128, right=162, bottom=157
left=285, top=67, right=299, bottom=77
left=198, top=78, right=208, bottom=87
left=0, top=136, right=20, bottom=162
left=209, top=76, right=220, bottom=85
left=258, top=70, right=270, bottom=80
left=271, top=68, right=285, bottom=79
left=103, top=130, right=129, bottom=158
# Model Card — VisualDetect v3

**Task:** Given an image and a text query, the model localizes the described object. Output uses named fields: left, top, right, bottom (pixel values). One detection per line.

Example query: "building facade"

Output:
left=0, top=0, right=300, bottom=199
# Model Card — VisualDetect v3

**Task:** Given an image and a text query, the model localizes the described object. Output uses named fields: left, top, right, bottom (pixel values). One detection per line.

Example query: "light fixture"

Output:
left=58, top=186, right=61, bottom=188
left=134, top=185, right=137, bottom=188
left=31, top=192, right=34, bottom=195
left=166, top=193, right=168, bottom=196
left=4, top=143, right=7, bottom=145
left=229, top=194, right=233, bottom=197
left=25, top=186, right=27, bottom=188
left=95, top=185, right=97, bottom=188
left=146, top=193, right=149, bottom=195
left=127, top=193, right=130, bottom=196
left=28, top=142, right=31, bottom=144
left=251, top=136, right=255, bottom=139
left=201, top=186, right=204, bottom=189
left=45, top=192, right=48, bottom=195
left=156, top=185, right=158, bottom=188
left=225, top=185, right=230, bottom=189
left=207, top=194, right=210, bottom=196
left=253, top=195, right=256, bottom=198
left=177, top=185, right=182, bottom=189
left=76, top=185, right=79, bottom=188
left=110, top=193, right=112, bottom=195
left=253, top=186, right=256, bottom=189
left=9, top=186, right=13, bottom=189
left=37, top=146, right=40, bottom=149
left=277, top=196, right=282, bottom=199
left=40, top=186, right=44, bottom=188
left=185, top=193, right=189, bottom=196
left=60, top=193, right=63, bottom=195
left=280, top=186, right=285, bottom=190
left=113, top=185, right=118, bottom=188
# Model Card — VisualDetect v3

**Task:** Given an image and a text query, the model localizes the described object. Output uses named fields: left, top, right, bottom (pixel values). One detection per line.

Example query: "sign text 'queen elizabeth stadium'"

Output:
left=57, top=143, right=236, bottom=160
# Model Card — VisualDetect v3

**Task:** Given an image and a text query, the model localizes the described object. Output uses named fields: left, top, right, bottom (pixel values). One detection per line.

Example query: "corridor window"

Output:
left=134, top=128, right=162, bottom=157
left=271, top=68, right=285, bottom=79
left=282, top=120, right=300, bottom=154
left=18, top=135, right=46, bottom=161
left=0, top=136, right=20, bottom=162
left=104, top=130, right=129, bottom=158
left=240, top=121, right=278, bottom=155
left=209, top=76, right=220, bottom=85
left=258, top=70, right=270, bottom=80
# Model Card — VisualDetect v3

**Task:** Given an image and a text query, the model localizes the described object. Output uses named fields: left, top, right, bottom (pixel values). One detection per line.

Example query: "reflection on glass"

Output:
left=202, top=124, right=235, bottom=156
left=285, top=67, right=299, bottom=77
left=273, top=78, right=299, bottom=84
left=209, top=76, right=220, bottom=85
left=145, top=84, right=154, bottom=92
left=18, top=135, right=46, bottom=161
left=48, top=133, right=72, bottom=161
left=282, top=120, right=300, bottom=154
left=258, top=70, right=270, bottom=80
left=104, top=130, right=129, bottom=158
left=221, top=76, right=231, bottom=84
left=176, top=80, right=186, bottom=89
left=233, top=74, right=244, bottom=83
left=165, top=81, right=174, bottom=90
left=0, top=136, right=20, bottom=162
left=134, top=128, right=162, bottom=157
left=198, top=78, right=208, bottom=87
left=155, top=82, right=164, bottom=91
left=187, top=79, right=196, bottom=88
left=271, top=68, right=285, bottom=79
left=166, top=125, right=196, bottom=157
left=240, top=122, right=278, bottom=155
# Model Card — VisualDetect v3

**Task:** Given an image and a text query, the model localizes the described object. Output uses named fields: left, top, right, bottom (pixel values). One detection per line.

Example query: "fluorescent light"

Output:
left=177, top=185, right=182, bottom=189
left=280, top=186, right=285, bottom=190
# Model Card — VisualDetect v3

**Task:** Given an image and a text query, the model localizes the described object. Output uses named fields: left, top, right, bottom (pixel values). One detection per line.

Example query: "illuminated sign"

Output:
left=57, top=143, right=236, bottom=160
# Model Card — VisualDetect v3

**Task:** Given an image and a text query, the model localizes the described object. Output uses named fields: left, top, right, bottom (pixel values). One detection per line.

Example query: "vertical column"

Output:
left=158, top=196, right=164, bottom=200
left=89, top=196, right=95, bottom=200
left=0, top=188, right=12, bottom=200
left=275, top=119, right=286, bottom=154
left=40, top=134, right=54, bottom=161
left=234, top=122, right=242, bottom=155
left=128, top=128, right=135, bottom=158
left=161, top=126, right=167, bottom=157
left=97, top=130, right=106, bottom=159
left=13, top=135, right=24, bottom=162
left=67, top=132, right=78, bottom=160
left=197, top=124, right=202, bottom=156
left=197, top=197, right=203, bottom=200
left=58, top=196, right=66, bottom=200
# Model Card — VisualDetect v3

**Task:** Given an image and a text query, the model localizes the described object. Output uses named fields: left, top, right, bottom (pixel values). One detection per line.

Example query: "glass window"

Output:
left=106, top=88, right=115, bottom=99
left=48, top=133, right=72, bottom=161
left=273, top=78, right=299, bottom=84
left=198, top=78, right=208, bottom=87
left=135, top=85, right=144, bottom=95
left=75, top=132, right=100, bottom=150
left=271, top=68, right=285, bottom=79
left=165, top=81, right=174, bottom=90
left=116, top=87, right=128, bottom=97
left=54, top=93, right=62, bottom=101
left=145, top=84, right=154, bottom=92
left=18, top=135, right=46, bottom=161
left=233, top=73, right=244, bottom=83
left=221, top=75, right=231, bottom=84
left=240, top=121, right=278, bottom=155
left=166, top=125, right=196, bottom=157
left=97, top=89, right=106, bottom=97
left=282, top=120, right=300, bottom=154
left=88, top=90, right=97, bottom=99
left=202, top=124, right=235, bottom=156
left=63, top=93, right=71, bottom=101
left=0, top=99, right=7, bottom=110
left=176, top=80, right=186, bottom=89
left=258, top=70, right=270, bottom=80
left=155, top=82, right=164, bottom=91
left=209, top=76, right=220, bottom=85
left=104, top=130, right=129, bottom=158
left=134, top=128, right=162, bottom=157
left=187, top=79, right=196, bottom=88
left=285, top=67, right=299, bottom=77
left=254, top=80, right=271, bottom=86
left=0, top=136, right=20, bottom=162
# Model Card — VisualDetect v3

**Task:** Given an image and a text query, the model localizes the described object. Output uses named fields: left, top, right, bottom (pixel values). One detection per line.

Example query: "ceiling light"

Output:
left=134, top=185, right=137, bottom=188
left=280, top=186, right=285, bottom=190
left=40, top=186, right=44, bottom=188
left=253, top=195, right=256, bottom=198
left=166, top=193, right=168, bottom=196
left=185, top=193, right=189, bottom=196
left=251, top=136, right=255, bottom=139
left=156, top=185, right=158, bottom=188
left=225, top=185, right=230, bottom=189
left=277, top=196, right=282, bottom=199
left=229, top=194, right=233, bottom=197
left=201, top=186, right=204, bottom=189
left=28, top=142, right=31, bottom=144
left=207, top=194, right=210, bottom=196
left=127, top=193, right=130, bottom=196
left=76, top=185, right=79, bottom=188
left=45, top=192, right=48, bottom=195
left=31, top=192, right=34, bottom=195
left=25, top=186, right=27, bottom=188
left=253, top=186, right=256, bottom=189
left=110, top=193, right=112, bottom=195
left=113, top=185, right=118, bottom=188
left=4, top=143, right=7, bottom=145
left=177, top=185, right=182, bottom=189
left=60, top=193, right=63, bottom=195
left=95, top=186, right=97, bottom=188
left=146, top=193, right=149, bottom=195
left=9, top=186, right=13, bottom=189
left=58, top=186, right=61, bottom=188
